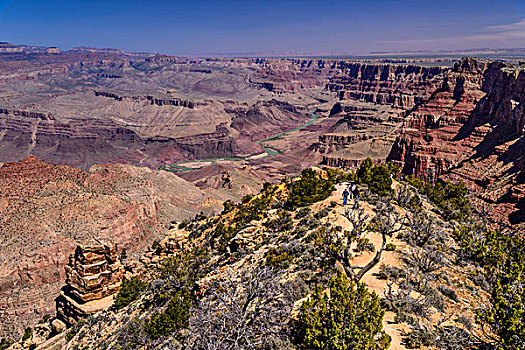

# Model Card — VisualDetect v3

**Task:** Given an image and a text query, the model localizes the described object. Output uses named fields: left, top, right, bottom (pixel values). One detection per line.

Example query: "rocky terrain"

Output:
left=0, top=156, right=222, bottom=338
left=7, top=167, right=509, bottom=350
left=0, top=46, right=449, bottom=173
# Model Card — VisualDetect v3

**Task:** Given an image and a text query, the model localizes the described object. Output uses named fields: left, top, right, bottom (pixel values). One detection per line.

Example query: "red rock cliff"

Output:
left=388, top=57, right=525, bottom=224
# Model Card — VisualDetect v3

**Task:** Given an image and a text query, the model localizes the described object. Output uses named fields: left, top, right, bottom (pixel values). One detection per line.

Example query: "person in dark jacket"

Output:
left=342, top=187, right=350, bottom=206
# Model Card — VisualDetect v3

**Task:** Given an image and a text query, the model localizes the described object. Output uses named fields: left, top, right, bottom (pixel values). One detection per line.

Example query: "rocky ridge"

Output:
left=11, top=170, right=492, bottom=350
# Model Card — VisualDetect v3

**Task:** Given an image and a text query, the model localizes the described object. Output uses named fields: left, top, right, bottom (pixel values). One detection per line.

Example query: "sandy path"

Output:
left=323, top=183, right=409, bottom=349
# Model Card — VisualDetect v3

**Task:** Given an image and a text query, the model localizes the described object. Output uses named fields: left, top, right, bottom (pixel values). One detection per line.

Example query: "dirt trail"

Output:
left=324, top=183, right=409, bottom=349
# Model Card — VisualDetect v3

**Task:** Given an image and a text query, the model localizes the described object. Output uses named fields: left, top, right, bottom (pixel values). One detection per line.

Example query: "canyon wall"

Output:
left=388, top=58, right=525, bottom=224
left=326, top=63, right=447, bottom=109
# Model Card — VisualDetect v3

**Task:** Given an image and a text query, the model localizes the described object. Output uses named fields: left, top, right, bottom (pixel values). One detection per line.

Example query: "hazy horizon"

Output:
left=1, top=0, right=524, bottom=56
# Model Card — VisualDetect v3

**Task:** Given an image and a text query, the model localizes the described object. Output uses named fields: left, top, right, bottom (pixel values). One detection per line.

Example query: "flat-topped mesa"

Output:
left=56, top=239, right=124, bottom=326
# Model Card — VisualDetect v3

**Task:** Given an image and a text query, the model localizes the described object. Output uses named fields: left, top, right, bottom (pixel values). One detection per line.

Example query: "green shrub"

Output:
left=151, top=240, right=160, bottom=252
left=65, top=321, right=84, bottom=341
left=265, top=247, right=294, bottom=269
left=355, top=237, right=375, bottom=252
left=385, top=242, right=397, bottom=251
left=178, top=219, right=190, bottom=229
left=357, top=157, right=374, bottom=184
left=368, top=165, right=393, bottom=196
left=454, top=225, right=525, bottom=349
left=407, top=176, right=471, bottom=220
left=114, top=277, right=148, bottom=310
left=323, top=167, right=355, bottom=184
left=144, top=288, right=192, bottom=339
left=221, top=199, right=235, bottom=214
left=21, top=328, right=32, bottom=342
left=0, top=338, right=13, bottom=350
left=159, top=247, right=208, bottom=289
left=286, top=168, right=335, bottom=208
left=295, top=272, right=391, bottom=349
left=211, top=222, right=240, bottom=252
left=356, top=158, right=393, bottom=196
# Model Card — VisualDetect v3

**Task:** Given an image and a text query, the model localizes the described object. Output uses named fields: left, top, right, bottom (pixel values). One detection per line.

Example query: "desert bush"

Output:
left=377, top=264, right=406, bottom=281
left=295, top=207, right=311, bottom=219
left=264, top=209, right=293, bottom=232
left=420, top=287, right=446, bottom=312
left=0, top=338, right=12, bottom=350
left=382, top=287, right=431, bottom=320
left=394, top=312, right=416, bottom=325
left=114, top=277, right=148, bottom=310
left=385, top=242, right=396, bottom=251
left=400, top=212, right=444, bottom=248
left=404, top=324, right=436, bottom=348
left=434, top=324, right=477, bottom=350
left=188, top=267, right=293, bottom=349
left=285, top=168, right=335, bottom=208
left=313, top=207, right=330, bottom=219
left=295, top=272, right=391, bottom=350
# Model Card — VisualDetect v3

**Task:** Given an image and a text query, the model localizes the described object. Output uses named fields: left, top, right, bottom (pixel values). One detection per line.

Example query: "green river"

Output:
left=161, top=111, right=321, bottom=173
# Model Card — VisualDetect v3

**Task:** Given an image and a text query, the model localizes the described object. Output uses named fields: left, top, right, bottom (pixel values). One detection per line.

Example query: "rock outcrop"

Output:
left=56, top=239, right=124, bottom=326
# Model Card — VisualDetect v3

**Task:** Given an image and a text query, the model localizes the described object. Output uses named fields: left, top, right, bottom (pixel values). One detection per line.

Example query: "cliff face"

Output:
left=388, top=58, right=525, bottom=224
left=326, top=63, right=446, bottom=109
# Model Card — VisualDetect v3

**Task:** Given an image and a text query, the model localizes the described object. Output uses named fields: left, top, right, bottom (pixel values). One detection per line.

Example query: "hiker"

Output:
left=342, top=187, right=350, bottom=206
left=350, top=182, right=357, bottom=200
left=354, top=187, right=360, bottom=202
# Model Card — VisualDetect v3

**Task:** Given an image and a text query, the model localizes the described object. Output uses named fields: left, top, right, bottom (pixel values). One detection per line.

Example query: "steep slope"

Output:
left=0, top=156, right=221, bottom=338
left=17, top=170, right=492, bottom=350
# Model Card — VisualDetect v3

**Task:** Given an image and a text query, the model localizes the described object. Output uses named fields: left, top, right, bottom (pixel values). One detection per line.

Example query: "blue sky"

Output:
left=0, top=0, right=524, bottom=55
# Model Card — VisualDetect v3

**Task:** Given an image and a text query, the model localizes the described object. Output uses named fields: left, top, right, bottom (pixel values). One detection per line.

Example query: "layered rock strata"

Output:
left=56, top=239, right=124, bottom=326
left=388, top=58, right=525, bottom=224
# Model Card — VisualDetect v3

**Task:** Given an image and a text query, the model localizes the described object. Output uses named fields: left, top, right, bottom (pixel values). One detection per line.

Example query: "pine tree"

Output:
left=296, top=272, right=391, bottom=350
